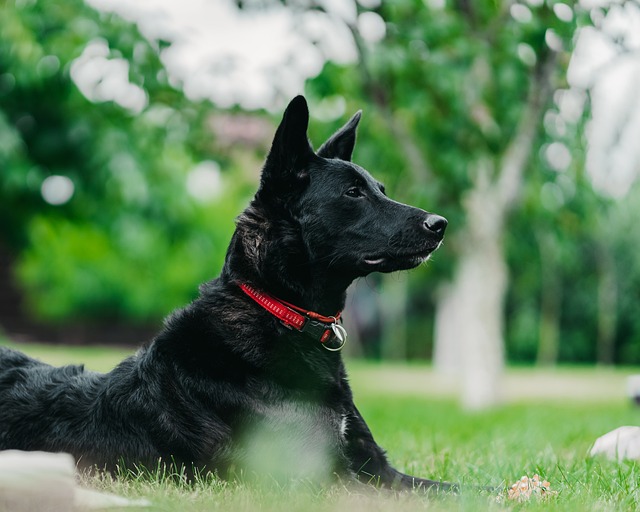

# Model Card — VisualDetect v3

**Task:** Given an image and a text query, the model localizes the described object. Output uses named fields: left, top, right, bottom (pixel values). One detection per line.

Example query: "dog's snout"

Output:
left=424, top=214, right=448, bottom=235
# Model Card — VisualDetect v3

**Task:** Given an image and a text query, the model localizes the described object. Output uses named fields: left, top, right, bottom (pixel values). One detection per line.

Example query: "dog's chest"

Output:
left=339, top=413, right=348, bottom=437
left=249, top=399, right=348, bottom=444
left=231, top=399, right=349, bottom=481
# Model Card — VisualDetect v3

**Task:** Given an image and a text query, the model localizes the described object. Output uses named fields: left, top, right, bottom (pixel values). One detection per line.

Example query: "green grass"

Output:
left=3, top=339, right=640, bottom=510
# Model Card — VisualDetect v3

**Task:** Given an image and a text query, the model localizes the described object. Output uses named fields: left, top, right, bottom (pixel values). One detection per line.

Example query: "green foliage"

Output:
left=0, top=0, right=254, bottom=322
left=4, top=0, right=640, bottom=365
left=307, top=2, right=551, bottom=356
left=16, top=193, right=240, bottom=321
left=307, top=0, right=640, bottom=365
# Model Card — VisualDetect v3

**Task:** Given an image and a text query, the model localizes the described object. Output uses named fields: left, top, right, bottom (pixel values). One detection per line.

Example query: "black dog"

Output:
left=0, top=96, right=448, bottom=490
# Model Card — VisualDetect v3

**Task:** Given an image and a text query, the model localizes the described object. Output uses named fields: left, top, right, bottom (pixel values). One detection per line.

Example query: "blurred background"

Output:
left=2, top=0, right=640, bottom=409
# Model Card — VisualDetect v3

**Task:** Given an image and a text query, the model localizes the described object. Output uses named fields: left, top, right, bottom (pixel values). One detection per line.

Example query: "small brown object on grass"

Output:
left=506, top=474, right=558, bottom=501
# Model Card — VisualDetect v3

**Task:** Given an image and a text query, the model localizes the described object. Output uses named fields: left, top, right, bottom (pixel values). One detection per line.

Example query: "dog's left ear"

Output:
left=317, top=110, right=362, bottom=162
left=261, top=96, right=315, bottom=190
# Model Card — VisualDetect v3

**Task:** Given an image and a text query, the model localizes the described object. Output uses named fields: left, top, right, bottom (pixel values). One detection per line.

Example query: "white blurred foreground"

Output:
left=590, top=426, right=640, bottom=461
left=0, top=451, right=150, bottom=511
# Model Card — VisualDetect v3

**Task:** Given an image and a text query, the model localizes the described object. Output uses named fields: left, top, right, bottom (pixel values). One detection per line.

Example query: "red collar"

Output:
left=239, top=283, right=347, bottom=351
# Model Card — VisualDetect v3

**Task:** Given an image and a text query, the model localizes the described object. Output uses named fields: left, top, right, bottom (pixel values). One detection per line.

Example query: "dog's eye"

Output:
left=345, top=187, right=363, bottom=198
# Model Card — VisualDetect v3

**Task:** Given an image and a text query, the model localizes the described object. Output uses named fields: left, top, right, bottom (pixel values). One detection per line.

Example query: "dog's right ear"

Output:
left=316, top=110, right=362, bottom=162
left=260, top=96, right=314, bottom=193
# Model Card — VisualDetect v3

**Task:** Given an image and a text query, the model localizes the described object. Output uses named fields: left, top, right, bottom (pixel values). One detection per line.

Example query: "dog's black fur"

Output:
left=0, top=96, right=449, bottom=490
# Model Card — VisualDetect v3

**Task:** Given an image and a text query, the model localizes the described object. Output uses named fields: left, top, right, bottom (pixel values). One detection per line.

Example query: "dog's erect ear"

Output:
left=261, top=96, right=314, bottom=188
left=316, top=110, right=362, bottom=162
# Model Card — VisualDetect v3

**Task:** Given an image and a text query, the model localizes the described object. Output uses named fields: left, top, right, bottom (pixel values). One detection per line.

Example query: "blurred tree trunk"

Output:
left=432, top=194, right=510, bottom=409
left=336, top=1, right=569, bottom=404
left=435, top=170, right=508, bottom=409
left=536, top=231, right=562, bottom=366
left=596, top=244, right=617, bottom=365
left=379, top=274, right=408, bottom=360
left=433, top=282, right=460, bottom=374
left=433, top=52, right=557, bottom=409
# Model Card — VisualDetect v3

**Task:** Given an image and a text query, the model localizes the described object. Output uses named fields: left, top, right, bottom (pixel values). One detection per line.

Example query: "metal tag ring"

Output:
left=323, top=322, right=347, bottom=352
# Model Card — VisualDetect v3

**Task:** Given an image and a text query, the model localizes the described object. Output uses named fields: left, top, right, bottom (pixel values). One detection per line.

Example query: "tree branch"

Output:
left=496, top=49, right=558, bottom=211
left=348, top=21, right=434, bottom=187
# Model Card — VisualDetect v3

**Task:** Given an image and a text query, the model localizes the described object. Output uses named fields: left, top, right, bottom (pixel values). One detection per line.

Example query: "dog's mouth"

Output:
left=363, top=253, right=428, bottom=268
left=363, top=257, right=386, bottom=266
left=362, top=241, right=442, bottom=271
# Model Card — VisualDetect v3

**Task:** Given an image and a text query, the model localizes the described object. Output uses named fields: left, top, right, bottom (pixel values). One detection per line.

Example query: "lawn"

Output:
left=2, top=339, right=640, bottom=511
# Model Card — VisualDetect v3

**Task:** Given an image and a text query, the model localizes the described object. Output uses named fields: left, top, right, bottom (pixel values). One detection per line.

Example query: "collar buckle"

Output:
left=299, top=318, right=347, bottom=351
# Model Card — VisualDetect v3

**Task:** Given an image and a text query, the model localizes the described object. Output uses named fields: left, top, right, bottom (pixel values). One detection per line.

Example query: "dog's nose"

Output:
left=424, top=214, right=448, bottom=235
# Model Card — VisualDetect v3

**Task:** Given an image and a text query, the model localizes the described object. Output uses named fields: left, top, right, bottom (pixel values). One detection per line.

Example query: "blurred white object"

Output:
left=0, top=450, right=151, bottom=511
left=590, top=426, right=640, bottom=461
left=76, top=488, right=152, bottom=509
left=0, top=450, right=75, bottom=511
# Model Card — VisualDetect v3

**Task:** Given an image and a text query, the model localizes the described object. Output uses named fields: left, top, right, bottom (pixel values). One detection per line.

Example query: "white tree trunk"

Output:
left=433, top=282, right=462, bottom=374
left=434, top=180, right=507, bottom=409
left=432, top=51, right=556, bottom=408
left=456, top=234, right=507, bottom=409
left=434, top=243, right=507, bottom=409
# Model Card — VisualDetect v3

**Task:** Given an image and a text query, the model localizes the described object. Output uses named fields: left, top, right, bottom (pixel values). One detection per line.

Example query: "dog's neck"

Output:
left=220, top=203, right=351, bottom=316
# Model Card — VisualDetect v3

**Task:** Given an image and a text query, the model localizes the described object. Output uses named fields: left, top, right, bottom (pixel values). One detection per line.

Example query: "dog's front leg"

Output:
left=343, top=405, right=456, bottom=493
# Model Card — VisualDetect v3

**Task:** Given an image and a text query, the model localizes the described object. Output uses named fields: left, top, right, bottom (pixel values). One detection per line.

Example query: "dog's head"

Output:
left=254, top=95, right=447, bottom=280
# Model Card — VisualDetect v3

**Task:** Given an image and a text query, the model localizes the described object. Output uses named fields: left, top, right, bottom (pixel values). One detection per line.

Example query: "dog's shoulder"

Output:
left=145, top=284, right=268, bottom=381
